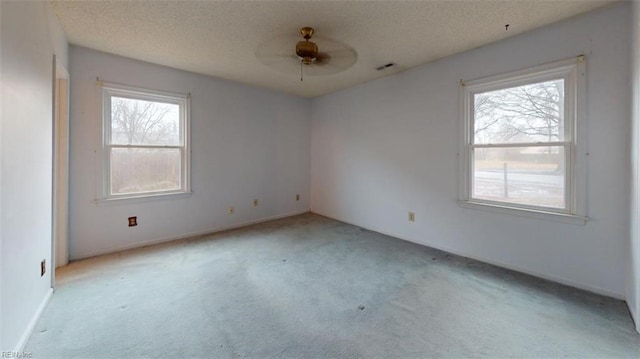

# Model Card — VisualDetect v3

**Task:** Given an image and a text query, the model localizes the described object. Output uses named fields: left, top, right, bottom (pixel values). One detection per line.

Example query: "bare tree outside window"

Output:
left=474, top=79, right=563, bottom=144
left=111, top=97, right=180, bottom=145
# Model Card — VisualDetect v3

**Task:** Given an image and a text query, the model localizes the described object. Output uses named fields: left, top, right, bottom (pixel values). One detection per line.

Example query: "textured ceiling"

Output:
left=52, top=0, right=616, bottom=98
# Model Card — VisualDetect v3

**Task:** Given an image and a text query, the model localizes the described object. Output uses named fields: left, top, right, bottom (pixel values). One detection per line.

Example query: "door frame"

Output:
left=52, top=59, right=70, bottom=288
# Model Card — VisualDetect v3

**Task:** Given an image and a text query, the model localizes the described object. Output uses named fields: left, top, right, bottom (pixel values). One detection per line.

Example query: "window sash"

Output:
left=105, top=145, right=187, bottom=199
left=105, top=93, right=185, bottom=147
left=468, top=142, right=572, bottom=213
left=469, top=76, right=572, bottom=146
left=101, top=82, right=190, bottom=200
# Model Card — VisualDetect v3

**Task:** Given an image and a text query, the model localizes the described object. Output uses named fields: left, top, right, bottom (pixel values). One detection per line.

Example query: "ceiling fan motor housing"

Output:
left=296, top=40, right=318, bottom=65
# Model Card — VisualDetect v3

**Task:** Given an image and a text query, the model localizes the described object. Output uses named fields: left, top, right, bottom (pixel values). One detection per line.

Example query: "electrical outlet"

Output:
left=228, top=207, right=235, bottom=215
left=296, top=194, right=300, bottom=201
left=128, top=216, right=137, bottom=227
left=253, top=199, right=259, bottom=207
left=408, top=212, right=415, bottom=222
left=40, top=259, right=46, bottom=277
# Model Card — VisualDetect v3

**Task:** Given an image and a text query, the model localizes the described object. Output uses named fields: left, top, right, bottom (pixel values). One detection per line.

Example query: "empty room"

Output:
left=2, top=0, right=640, bottom=357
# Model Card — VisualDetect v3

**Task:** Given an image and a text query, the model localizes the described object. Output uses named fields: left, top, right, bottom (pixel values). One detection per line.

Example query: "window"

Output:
left=459, top=57, right=586, bottom=222
left=101, top=83, right=190, bottom=201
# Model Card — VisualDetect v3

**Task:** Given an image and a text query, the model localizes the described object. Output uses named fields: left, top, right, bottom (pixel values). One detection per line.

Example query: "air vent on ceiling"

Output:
left=376, top=62, right=397, bottom=71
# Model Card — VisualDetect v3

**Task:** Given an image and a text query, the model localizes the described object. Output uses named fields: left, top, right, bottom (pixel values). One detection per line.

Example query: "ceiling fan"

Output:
left=256, top=27, right=357, bottom=81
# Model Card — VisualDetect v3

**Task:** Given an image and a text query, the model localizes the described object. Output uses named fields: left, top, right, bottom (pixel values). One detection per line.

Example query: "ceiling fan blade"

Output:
left=322, top=48, right=356, bottom=58
left=258, top=54, right=296, bottom=61
left=305, top=62, right=350, bottom=76
left=255, top=37, right=297, bottom=74
left=312, top=37, right=350, bottom=53
left=255, top=35, right=298, bottom=56
left=307, top=47, right=357, bottom=75
left=315, top=52, right=331, bottom=66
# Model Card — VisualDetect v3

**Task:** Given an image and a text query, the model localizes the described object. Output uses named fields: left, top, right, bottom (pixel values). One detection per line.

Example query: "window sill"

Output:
left=94, top=191, right=193, bottom=206
left=458, top=200, right=588, bottom=225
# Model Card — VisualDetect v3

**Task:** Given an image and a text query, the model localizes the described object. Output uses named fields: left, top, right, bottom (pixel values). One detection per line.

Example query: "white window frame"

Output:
left=99, top=82, right=191, bottom=202
left=458, top=56, right=588, bottom=224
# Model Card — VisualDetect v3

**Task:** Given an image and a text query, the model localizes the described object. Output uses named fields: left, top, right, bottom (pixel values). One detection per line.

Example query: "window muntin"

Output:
left=461, top=58, right=583, bottom=217
left=102, top=84, right=190, bottom=200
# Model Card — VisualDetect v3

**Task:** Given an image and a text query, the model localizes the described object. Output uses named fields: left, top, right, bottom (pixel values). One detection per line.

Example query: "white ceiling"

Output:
left=52, top=0, right=616, bottom=98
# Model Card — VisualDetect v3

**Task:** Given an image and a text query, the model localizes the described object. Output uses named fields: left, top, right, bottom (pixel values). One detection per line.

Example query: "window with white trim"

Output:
left=460, top=57, right=586, bottom=220
left=101, top=83, right=190, bottom=200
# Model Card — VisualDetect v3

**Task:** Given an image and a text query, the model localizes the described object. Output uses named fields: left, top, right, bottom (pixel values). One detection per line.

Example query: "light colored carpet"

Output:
left=26, top=213, right=639, bottom=358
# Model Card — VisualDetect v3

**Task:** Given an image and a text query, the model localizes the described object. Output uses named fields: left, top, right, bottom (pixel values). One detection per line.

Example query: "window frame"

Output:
left=458, top=56, right=588, bottom=224
left=99, top=82, right=191, bottom=202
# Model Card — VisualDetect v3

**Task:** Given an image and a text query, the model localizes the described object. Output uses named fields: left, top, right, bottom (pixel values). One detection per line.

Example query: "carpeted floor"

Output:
left=26, top=213, right=640, bottom=358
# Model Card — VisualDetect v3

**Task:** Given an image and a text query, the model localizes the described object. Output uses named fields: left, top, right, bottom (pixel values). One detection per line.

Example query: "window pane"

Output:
left=474, top=79, right=564, bottom=144
left=111, top=148, right=181, bottom=195
left=472, top=146, right=565, bottom=209
left=110, top=96, right=180, bottom=145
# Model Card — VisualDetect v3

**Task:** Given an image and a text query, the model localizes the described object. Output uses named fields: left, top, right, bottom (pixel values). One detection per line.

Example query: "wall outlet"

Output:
left=296, top=194, right=300, bottom=201
left=228, top=207, right=235, bottom=215
left=40, top=259, right=46, bottom=277
left=408, top=212, right=415, bottom=222
left=128, top=216, right=137, bottom=227
left=253, top=199, right=259, bottom=207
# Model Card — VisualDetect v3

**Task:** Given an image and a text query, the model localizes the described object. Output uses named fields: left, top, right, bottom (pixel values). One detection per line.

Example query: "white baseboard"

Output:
left=312, top=210, right=625, bottom=300
left=13, top=288, right=53, bottom=352
left=73, top=209, right=310, bottom=260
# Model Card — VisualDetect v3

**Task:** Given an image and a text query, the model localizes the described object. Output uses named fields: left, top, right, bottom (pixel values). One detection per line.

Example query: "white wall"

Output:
left=68, top=47, right=310, bottom=259
left=45, top=4, right=69, bottom=70
left=0, top=1, right=68, bottom=351
left=629, top=0, right=640, bottom=331
left=311, top=3, right=630, bottom=298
